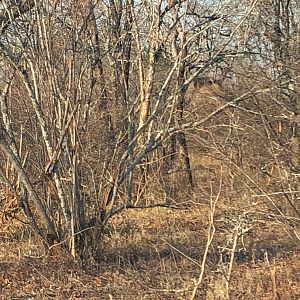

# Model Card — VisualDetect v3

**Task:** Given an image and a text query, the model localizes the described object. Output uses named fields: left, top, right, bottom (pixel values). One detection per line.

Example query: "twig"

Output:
left=162, top=239, right=201, bottom=267
left=190, top=166, right=222, bottom=300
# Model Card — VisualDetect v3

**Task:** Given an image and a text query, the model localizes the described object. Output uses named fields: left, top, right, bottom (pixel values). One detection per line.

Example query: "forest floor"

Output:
left=1, top=204, right=300, bottom=300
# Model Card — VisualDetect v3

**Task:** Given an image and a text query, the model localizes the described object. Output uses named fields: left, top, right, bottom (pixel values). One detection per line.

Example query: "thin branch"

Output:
left=0, top=0, right=35, bottom=32
left=104, top=201, right=183, bottom=224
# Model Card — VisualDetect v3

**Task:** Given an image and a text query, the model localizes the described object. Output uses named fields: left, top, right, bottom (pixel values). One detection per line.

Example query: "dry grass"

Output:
left=1, top=128, right=300, bottom=299
left=1, top=203, right=300, bottom=299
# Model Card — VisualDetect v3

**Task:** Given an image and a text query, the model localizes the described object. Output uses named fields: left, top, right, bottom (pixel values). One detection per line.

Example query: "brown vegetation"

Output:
left=0, top=0, right=300, bottom=299
left=1, top=206, right=300, bottom=299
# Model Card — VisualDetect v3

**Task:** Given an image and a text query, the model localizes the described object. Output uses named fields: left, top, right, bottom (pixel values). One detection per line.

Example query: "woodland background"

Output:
left=0, top=0, right=300, bottom=299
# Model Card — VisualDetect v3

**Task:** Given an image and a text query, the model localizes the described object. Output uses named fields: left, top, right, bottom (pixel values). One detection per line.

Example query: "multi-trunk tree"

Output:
left=0, top=0, right=299, bottom=258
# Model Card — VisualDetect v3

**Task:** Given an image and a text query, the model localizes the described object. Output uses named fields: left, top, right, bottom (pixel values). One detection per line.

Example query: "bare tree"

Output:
left=1, top=0, right=299, bottom=263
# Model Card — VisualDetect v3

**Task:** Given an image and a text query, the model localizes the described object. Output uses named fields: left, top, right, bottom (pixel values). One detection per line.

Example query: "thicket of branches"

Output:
left=0, top=0, right=299, bottom=260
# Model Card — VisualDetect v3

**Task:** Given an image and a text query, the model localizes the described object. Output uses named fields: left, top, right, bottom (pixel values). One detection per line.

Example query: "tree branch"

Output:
left=0, top=0, right=35, bottom=32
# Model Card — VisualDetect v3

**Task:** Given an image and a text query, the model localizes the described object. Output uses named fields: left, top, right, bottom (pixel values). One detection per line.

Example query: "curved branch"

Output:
left=0, top=0, right=35, bottom=32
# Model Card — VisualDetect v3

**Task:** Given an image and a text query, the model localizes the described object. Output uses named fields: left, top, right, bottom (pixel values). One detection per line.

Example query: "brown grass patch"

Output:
left=1, top=204, right=300, bottom=299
